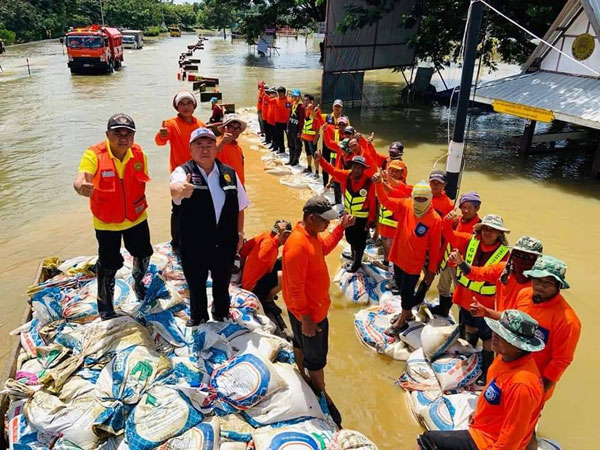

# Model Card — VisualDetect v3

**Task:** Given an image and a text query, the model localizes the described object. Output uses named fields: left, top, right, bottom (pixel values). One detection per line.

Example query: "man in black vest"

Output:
left=169, top=128, right=250, bottom=326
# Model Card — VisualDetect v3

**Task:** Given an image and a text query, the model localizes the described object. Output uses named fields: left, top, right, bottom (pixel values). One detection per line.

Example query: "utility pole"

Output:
left=100, top=0, right=105, bottom=26
left=445, top=0, right=484, bottom=199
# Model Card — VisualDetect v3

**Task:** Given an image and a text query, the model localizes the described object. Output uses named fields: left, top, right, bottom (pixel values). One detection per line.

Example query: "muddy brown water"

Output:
left=0, top=34, right=598, bottom=448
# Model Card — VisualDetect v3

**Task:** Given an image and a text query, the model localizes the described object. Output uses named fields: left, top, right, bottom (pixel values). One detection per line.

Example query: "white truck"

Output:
left=122, top=30, right=143, bottom=49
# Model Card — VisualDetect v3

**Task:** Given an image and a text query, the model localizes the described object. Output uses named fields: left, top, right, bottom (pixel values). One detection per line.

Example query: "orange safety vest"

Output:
left=89, top=141, right=149, bottom=224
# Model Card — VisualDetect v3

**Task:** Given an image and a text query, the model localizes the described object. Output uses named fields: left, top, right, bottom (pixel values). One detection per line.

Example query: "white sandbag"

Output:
left=229, top=331, right=291, bottom=362
left=409, top=390, right=454, bottom=431
left=399, top=321, right=425, bottom=350
left=252, top=418, right=336, bottom=450
left=210, top=353, right=285, bottom=410
left=397, top=349, right=441, bottom=392
left=6, top=399, right=54, bottom=449
left=431, top=352, right=482, bottom=391
left=217, top=414, right=254, bottom=443
left=420, top=319, right=460, bottom=361
left=243, top=363, right=326, bottom=426
left=538, top=439, right=562, bottom=450
left=157, top=420, right=220, bottom=450
left=354, top=305, right=411, bottom=361
left=219, top=442, right=248, bottom=450
left=327, top=430, right=378, bottom=450
left=31, top=287, right=64, bottom=326
left=64, top=278, right=131, bottom=323
left=338, top=269, right=375, bottom=305
left=172, top=356, right=210, bottom=387
left=125, top=385, right=204, bottom=450
left=444, top=392, right=479, bottom=430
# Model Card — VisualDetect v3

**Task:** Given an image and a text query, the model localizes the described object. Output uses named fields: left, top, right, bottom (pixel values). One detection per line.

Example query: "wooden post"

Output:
left=520, top=120, right=537, bottom=156
left=591, top=140, right=600, bottom=178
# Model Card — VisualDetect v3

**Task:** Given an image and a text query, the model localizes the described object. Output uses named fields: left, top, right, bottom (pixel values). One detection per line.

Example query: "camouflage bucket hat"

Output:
left=473, top=214, right=510, bottom=233
left=512, top=236, right=543, bottom=255
left=523, top=255, right=570, bottom=289
left=340, top=138, right=352, bottom=153
left=484, top=309, right=545, bottom=352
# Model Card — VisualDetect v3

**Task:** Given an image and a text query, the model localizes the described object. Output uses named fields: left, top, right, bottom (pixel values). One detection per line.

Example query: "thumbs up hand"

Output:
left=76, top=172, right=95, bottom=197
left=180, top=173, right=195, bottom=198
left=159, top=120, right=168, bottom=139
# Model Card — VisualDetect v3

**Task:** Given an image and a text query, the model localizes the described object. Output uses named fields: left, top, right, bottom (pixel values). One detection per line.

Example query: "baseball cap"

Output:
left=429, top=169, right=447, bottom=183
left=350, top=155, right=369, bottom=168
left=210, top=97, right=218, bottom=103
left=337, top=116, right=349, bottom=125
left=291, top=89, right=301, bottom=97
left=344, top=126, right=356, bottom=135
left=107, top=113, right=136, bottom=132
left=389, top=141, right=404, bottom=157
left=303, top=195, right=339, bottom=221
left=190, top=127, right=217, bottom=143
left=333, top=99, right=343, bottom=107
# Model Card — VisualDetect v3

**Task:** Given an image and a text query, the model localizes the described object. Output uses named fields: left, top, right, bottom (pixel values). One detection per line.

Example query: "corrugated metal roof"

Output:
left=473, top=71, right=600, bottom=129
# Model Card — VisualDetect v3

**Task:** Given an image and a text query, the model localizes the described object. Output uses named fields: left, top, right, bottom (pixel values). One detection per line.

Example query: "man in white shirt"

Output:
left=170, top=128, right=250, bottom=325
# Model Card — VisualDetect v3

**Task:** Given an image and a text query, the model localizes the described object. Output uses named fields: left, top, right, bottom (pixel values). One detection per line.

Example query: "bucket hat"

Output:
left=484, top=309, right=545, bottom=352
left=218, top=114, right=247, bottom=132
left=339, top=138, right=352, bottom=153
left=473, top=214, right=510, bottom=233
left=523, top=255, right=570, bottom=289
left=512, top=236, right=543, bottom=256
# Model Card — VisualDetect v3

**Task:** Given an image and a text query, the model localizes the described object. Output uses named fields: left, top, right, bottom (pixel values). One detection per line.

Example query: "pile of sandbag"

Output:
left=3, top=243, right=378, bottom=449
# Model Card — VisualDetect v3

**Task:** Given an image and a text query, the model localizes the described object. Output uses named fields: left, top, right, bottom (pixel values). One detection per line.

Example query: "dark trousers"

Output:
left=274, top=122, right=287, bottom=153
left=170, top=201, right=180, bottom=250
left=393, top=265, right=421, bottom=310
left=345, top=217, right=369, bottom=256
left=288, top=313, right=329, bottom=371
left=257, top=111, right=265, bottom=134
left=287, top=128, right=302, bottom=164
left=264, top=122, right=273, bottom=144
left=304, top=140, right=317, bottom=157
left=417, top=431, right=477, bottom=450
left=95, top=220, right=153, bottom=271
left=322, top=144, right=333, bottom=186
left=180, top=250, right=234, bottom=321
left=333, top=182, right=341, bottom=204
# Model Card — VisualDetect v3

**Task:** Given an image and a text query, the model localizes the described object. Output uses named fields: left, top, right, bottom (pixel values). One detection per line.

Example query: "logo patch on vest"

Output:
left=224, top=173, right=232, bottom=183
left=484, top=379, right=501, bottom=405
left=286, top=102, right=291, bottom=108
left=133, top=162, right=143, bottom=172
left=414, top=222, right=429, bottom=237
left=359, top=189, right=367, bottom=196
left=535, top=326, right=550, bottom=344
left=101, top=170, right=115, bottom=178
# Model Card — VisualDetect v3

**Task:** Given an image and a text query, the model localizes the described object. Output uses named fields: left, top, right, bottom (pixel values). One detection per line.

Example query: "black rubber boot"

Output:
left=347, top=247, right=364, bottom=273
left=430, top=295, right=453, bottom=317
left=413, top=281, right=430, bottom=305
left=466, top=332, right=479, bottom=348
left=97, top=263, right=118, bottom=320
left=132, top=256, right=150, bottom=300
left=478, top=349, right=495, bottom=386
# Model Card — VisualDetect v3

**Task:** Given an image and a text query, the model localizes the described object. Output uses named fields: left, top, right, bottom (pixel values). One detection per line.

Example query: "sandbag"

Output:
left=280, top=174, right=309, bottom=188
left=252, top=418, right=336, bottom=450
left=211, top=353, right=285, bottom=410
left=399, top=321, right=425, bottom=350
left=327, top=430, right=378, bottom=450
left=229, top=331, right=291, bottom=362
left=243, top=363, right=326, bottom=426
left=420, top=319, right=459, bottom=361
left=396, top=349, right=441, bottom=392
left=157, top=421, right=220, bottom=450
left=217, top=414, right=254, bottom=443
left=6, top=399, right=54, bottom=449
left=63, top=279, right=131, bottom=323
left=444, top=392, right=479, bottom=430
left=409, top=390, right=454, bottom=431
left=338, top=268, right=377, bottom=305
left=125, top=385, right=204, bottom=450
left=431, top=352, right=482, bottom=391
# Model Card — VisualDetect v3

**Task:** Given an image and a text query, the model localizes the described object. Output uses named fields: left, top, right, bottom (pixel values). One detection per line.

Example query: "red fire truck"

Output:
left=65, top=25, right=123, bottom=74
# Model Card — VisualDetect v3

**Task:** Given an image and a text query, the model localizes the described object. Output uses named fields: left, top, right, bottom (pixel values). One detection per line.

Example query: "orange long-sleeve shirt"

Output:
left=438, top=214, right=481, bottom=270
left=376, top=183, right=442, bottom=275
left=469, top=354, right=544, bottom=450
left=263, top=96, right=275, bottom=126
left=515, top=288, right=581, bottom=399
left=271, top=96, right=291, bottom=124
left=432, top=191, right=454, bottom=218
left=319, top=158, right=376, bottom=223
left=443, top=220, right=509, bottom=310
left=323, top=124, right=342, bottom=152
left=241, top=231, right=279, bottom=292
left=154, top=116, right=206, bottom=172
left=377, top=182, right=413, bottom=239
left=216, top=138, right=245, bottom=185
left=466, top=262, right=530, bottom=311
left=282, top=223, right=345, bottom=323
left=257, top=85, right=264, bottom=112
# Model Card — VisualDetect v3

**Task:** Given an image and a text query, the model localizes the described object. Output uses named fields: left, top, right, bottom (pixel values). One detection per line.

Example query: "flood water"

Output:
left=1, top=34, right=598, bottom=449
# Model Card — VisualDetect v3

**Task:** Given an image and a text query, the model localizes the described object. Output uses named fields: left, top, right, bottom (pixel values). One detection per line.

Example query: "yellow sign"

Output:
left=572, top=33, right=595, bottom=61
left=492, top=100, right=554, bottom=123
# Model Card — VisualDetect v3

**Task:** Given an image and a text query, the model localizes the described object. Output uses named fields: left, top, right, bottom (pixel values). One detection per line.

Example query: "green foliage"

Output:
left=0, top=27, right=17, bottom=44
left=143, top=26, right=161, bottom=37
left=336, top=0, right=565, bottom=70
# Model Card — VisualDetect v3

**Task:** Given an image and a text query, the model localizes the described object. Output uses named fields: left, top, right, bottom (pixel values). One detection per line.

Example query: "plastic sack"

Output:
left=409, top=390, right=454, bottom=431
left=327, top=429, right=379, bottom=450
left=190, top=328, right=232, bottom=374
left=252, top=418, right=336, bottom=450
left=125, top=385, right=204, bottom=450
left=229, top=331, right=291, bottom=362
left=354, top=303, right=410, bottom=361
left=444, top=392, right=479, bottom=430
left=337, top=268, right=375, bottom=305
left=63, top=279, right=131, bottom=323
left=211, top=353, right=285, bottom=410
left=361, top=262, right=391, bottom=283
left=217, top=414, right=254, bottom=443
left=396, top=349, right=441, bottom=392
left=399, top=321, right=425, bottom=351
left=243, top=363, right=326, bottom=426
left=420, top=320, right=459, bottom=361
left=431, top=352, right=482, bottom=391
left=157, top=420, right=220, bottom=450
left=6, top=399, right=54, bottom=449
left=31, top=287, right=64, bottom=326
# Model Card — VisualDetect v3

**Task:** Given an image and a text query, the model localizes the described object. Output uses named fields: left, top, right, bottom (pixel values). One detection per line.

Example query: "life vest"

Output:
left=302, top=115, right=316, bottom=136
left=89, top=141, right=149, bottom=224
left=330, top=128, right=339, bottom=165
left=289, top=101, right=301, bottom=128
left=456, top=238, right=509, bottom=295
left=343, top=175, right=371, bottom=219
left=378, top=205, right=397, bottom=227
left=439, top=243, right=453, bottom=270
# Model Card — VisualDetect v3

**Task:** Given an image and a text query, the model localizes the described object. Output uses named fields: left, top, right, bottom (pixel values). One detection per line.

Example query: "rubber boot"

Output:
left=97, top=263, right=118, bottom=320
left=132, top=256, right=150, bottom=300
left=466, top=332, right=479, bottom=348
left=430, top=295, right=453, bottom=317
left=413, top=281, right=430, bottom=305
left=478, top=349, right=495, bottom=386
left=348, top=247, right=364, bottom=273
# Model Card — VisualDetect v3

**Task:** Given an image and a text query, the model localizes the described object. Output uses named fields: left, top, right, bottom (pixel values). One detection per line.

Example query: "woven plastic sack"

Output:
left=420, top=320, right=459, bottom=361
left=327, top=429, right=378, bottom=449
left=252, top=418, right=336, bottom=450
left=431, top=352, right=482, bottom=391
left=396, top=349, right=441, bottom=391
left=157, top=420, right=220, bottom=450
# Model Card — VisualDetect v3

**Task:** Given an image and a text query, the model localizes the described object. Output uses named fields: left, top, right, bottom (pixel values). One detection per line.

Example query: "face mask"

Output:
left=411, top=181, right=432, bottom=217
left=413, top=199, right=431, bottom=217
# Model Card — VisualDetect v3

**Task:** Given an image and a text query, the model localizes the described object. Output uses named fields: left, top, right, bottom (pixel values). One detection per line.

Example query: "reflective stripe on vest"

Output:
left=302, top=116, right=316, bottom=135
left=343, top=176, right=370, bottom=218
left=456, top=239, right=509, bottom=295
left=378, top=205, right=398, bottom=227
left=439, top=243, right=452, bottom=270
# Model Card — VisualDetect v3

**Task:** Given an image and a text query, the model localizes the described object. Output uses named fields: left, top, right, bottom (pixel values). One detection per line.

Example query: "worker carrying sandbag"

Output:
left=73, top=114, right=153, bottom=320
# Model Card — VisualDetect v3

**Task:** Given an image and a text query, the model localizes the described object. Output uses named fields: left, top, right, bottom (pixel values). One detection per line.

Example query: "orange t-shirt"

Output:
left=432, top=191, right=454, bottom=218
left=469, top=354, right=544, bottom=450
left=216, top=138, right=245, bottom=185
left=282, top=222, right=345, bottom=323
left=263, top=96, right=275, bottom=125
left=467, top=262, right=530, bottom=311
left=515, top=288, right=581, bottom=399
left=257, top=88, right=264, bottom=112
left=271, top=96, right=291, bottom=124
left=241, top=231, right=279, bottom=291
left=376, top=183, right=442, bottom=275
left=155, top=116, right=206, bottom=172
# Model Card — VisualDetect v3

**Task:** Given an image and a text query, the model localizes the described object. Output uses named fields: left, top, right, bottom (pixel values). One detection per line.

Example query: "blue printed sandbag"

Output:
left=125, top=385, right=204, bottom=450
left=31, top=287, right=64, bottom=326
left=157, top=421, right=219, bottom=449
left=337, top=268, right=376, bottom=305
left=431, top=352, right=482, bottom=391
left=409, top=390, right=454, bottom=431
left=251, top=418, right=336, bottom=450
left=210, top=353, right=285, bottom=410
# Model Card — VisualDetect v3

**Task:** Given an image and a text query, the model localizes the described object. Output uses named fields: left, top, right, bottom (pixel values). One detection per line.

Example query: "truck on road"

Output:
left=122, top=30, right=143, bottom=49
left=65, top=25, right=123, bottom=74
